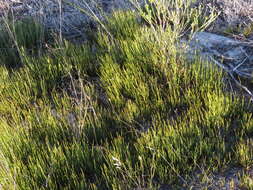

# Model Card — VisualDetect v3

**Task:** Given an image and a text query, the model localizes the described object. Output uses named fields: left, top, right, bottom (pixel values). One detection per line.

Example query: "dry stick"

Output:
left=58, top=0, right=63, bottom=45
left=232, top=46, right=252, bottom=73
left=232, top=56, right=248, bottom=71
left=234, top=70, right=253, bottom=78
left=209, top=56, right=253, bottom=99
left=3, top=10, right=26, bottom=65
left=229, top=72, right=253, bottom=99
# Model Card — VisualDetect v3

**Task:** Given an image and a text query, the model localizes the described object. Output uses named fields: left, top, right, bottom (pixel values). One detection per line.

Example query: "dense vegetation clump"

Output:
left=0, top=1, right=253, bottom=189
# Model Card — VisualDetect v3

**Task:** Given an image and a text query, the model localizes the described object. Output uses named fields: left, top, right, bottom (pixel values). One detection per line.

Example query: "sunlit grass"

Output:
left=0, top=0, right=252, bottom=189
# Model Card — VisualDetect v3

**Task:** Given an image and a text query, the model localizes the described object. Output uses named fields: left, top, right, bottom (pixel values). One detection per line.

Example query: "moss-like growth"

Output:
left=0, top=2, right=253, bottom=190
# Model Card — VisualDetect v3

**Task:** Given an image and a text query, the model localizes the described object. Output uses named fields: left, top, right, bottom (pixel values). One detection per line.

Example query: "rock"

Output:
left=187, top=32, right=246, bottom=59
left=182, top=32, right=253, bottom=78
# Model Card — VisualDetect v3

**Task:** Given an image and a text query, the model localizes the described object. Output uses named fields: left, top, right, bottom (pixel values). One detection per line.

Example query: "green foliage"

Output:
left=239, top=172, right=253, bottom=189
left=235, top=139, right=253, bottom=169
left=0, top=1, right=252, bottom=189
left=0, top=17, right=52, bottom=68
left=138, top=0, right=217, bottom=35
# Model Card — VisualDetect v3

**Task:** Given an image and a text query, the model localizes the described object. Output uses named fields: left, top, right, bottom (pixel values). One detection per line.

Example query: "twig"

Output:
left=208, top=55, right=230, bottom=71
left=209, top=56, right=253, bottom=99
left=234, top=71, right=252, bottom=79
left=232, top=56, right=248, bottom=71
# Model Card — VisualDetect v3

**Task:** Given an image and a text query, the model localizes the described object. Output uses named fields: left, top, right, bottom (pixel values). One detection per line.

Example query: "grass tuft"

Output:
left=0, top=1, right=252, bottom=189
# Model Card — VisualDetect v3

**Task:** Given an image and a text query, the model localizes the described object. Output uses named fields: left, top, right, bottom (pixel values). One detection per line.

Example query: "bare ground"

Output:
left=1, top=0, right=253, bottom=38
